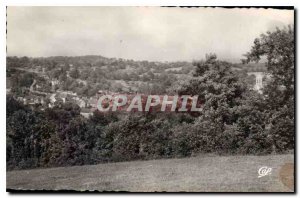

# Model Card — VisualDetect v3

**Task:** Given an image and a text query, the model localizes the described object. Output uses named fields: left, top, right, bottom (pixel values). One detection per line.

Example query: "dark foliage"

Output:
left=7, top=27, right=294, bottom=170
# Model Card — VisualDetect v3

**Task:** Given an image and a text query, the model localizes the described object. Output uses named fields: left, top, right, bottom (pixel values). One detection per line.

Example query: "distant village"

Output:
left=7, top=64, right=126, bottom=118
left=7, top=57, right=270, bottom=119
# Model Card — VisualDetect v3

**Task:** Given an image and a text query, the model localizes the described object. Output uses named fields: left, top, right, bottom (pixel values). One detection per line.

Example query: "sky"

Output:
left=7, top=7, right=294, bottom=62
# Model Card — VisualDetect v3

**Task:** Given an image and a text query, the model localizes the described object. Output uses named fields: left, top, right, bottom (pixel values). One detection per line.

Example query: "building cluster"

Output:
left=14, top=89, right=125, bottom=118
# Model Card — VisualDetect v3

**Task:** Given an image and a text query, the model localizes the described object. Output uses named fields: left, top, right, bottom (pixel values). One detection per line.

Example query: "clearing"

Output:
left=7, top=154, right=294, bottom=192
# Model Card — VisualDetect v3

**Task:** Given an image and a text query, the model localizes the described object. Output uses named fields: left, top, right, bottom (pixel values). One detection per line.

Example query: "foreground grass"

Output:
left=7, top=154, right=294, bottom=192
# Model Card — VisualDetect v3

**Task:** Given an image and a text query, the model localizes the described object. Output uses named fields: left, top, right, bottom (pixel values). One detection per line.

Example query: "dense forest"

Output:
left=7, top=27, right=294, bottom=170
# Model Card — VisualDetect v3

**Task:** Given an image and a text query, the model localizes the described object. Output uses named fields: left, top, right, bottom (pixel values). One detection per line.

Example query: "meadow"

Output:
left=7, top=154, right=294, bottom=192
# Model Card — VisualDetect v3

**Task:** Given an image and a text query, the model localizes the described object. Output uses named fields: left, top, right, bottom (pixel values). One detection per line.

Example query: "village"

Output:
left=6, top=60, right=271, bottom=119
left=6, top=65, right=113, bottom=118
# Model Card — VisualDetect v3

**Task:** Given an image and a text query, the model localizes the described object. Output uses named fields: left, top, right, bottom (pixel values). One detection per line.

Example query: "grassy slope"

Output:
left=6, top=154, right=294, bottom=192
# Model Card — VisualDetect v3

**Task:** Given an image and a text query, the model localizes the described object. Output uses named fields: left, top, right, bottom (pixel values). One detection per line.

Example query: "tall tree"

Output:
left=243, top=26, right=294, bottom=109
left=243, top=26, right=294, bottom=152
left=176, top=54, right=247, bottom=153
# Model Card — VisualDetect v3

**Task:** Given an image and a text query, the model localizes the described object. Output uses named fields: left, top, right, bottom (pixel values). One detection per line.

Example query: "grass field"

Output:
left=6, top=154, right=294, bottom=192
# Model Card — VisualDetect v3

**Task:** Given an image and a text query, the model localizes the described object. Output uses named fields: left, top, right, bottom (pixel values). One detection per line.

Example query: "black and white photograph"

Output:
left=5, top=6, right=295, bottom=192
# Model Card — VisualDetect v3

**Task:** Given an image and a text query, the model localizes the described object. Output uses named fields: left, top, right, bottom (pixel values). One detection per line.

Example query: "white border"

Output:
left=1, top=1, right=298, bottom=197
left=1, top=0, right=297, bottom=6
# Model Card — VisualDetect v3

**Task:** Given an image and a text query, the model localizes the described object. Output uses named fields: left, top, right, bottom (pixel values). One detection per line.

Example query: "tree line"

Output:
left=7, top=26, right=294, bottom=170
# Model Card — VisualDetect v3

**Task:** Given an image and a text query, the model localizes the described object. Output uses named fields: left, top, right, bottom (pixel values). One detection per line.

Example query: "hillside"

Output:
left=7, top=56, right=266, bottom=97
left=7, top=154, right=294, bottom=192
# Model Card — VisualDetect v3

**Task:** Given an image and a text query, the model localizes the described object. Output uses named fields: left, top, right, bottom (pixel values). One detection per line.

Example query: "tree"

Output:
left=70, top=68, right=80, bottom=79
left=147, top=71, right=155, bottom=80
left=19, top=73, right=35, bottom=88
left=243, top=26, right=294, bottom=152
left=243, top=26, right=294, bottom=109
left=175, top=54, right=248, bottom=153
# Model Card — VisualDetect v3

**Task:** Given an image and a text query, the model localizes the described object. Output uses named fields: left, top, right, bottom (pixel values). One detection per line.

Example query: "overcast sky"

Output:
left=7, top=7, right=294, bottom=62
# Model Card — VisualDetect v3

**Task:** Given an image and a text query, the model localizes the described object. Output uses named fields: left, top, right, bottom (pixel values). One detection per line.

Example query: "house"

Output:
left=49, top=93, right=57, bottom=103
left=56, top=92, right=68, bottom=103
left=80, top=108, right=93, bottom=118
left=24, top=95, right=35, bottom=105
left=77, top=79, right=87, bottom=86
left=36, top=84, right=41, bottom=89
left=75, top=98, right=86, bottom=108
left=51, top=79, right=60, bottom=86
left=54, top=98, right=64, bottom=106
left=87, top=97, right=98, bottom=108
left=17, top=96, right=27, bottom=105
